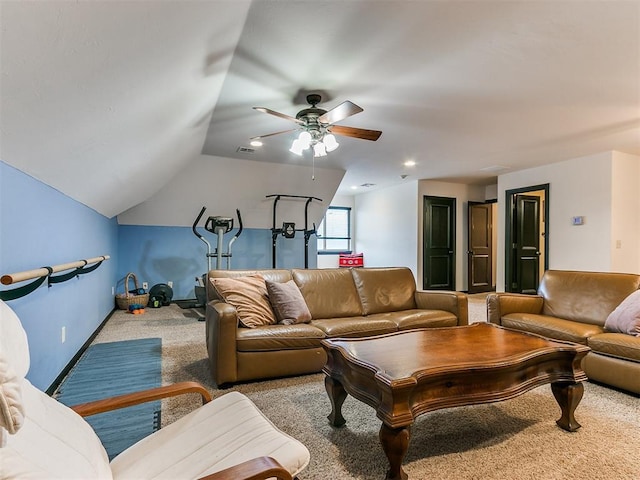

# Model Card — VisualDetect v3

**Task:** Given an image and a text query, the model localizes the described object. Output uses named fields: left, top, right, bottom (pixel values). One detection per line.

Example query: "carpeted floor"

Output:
left=92, top=297, right=639, bottom=479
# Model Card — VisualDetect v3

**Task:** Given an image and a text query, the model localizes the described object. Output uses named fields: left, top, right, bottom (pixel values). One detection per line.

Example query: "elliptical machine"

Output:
left=192, top=206, right=243, bottom=308
left=192, top=206, right=243, bottom=270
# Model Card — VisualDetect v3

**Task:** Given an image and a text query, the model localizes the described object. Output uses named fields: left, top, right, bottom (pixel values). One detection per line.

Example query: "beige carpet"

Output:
left=93, top=299, right=639, bottom=479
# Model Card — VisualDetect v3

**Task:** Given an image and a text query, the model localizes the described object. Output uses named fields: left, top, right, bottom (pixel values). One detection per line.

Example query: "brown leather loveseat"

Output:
left=206, top=267, right=468, bottom=386
left=487, top=270, right=640, bottom=394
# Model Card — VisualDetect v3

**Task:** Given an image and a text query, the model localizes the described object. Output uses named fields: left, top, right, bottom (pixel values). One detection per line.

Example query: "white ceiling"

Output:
left=2, top=1, right=639, bottom=218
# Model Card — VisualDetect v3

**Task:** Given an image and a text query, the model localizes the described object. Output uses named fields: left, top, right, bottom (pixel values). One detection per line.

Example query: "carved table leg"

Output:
left=551, top=381, right=584, bottom=432
left=379, top=423, right=411, bottom=480
left=325, top=375, right=347, bottom=427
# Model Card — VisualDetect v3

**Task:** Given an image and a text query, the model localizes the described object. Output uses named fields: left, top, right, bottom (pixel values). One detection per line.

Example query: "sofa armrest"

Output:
left=415, top=290, right=469, bottom=326
left=206, top=301, right=239, bottom=386
left=486, top=293, right=544, bottom=325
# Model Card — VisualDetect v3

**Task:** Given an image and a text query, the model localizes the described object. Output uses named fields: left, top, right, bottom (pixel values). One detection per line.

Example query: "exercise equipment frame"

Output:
left=266, top=194, right=322, bottom=269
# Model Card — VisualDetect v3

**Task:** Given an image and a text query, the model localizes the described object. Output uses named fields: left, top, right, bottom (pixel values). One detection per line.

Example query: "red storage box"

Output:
left=339, top=253, right=364, bottom=268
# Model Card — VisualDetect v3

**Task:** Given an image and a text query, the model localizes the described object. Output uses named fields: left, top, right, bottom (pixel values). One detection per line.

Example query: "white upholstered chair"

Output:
left=0, top=300, right=309, bottom=479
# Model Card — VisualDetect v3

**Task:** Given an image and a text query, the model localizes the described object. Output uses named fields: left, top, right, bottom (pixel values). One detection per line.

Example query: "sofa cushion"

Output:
left=368, top=310, right=458, bottom=330
left=587, top=333, right=640, bottom=362
left=501, top=313, right=604, bottom=345
left=604, top=289, right=640, bottom=336
left=351, top=267, right=417, bottom=315
left=210, top=275, right=276, bottom=328
left=266, top=280, right=312, bottom=325
left=292, top=268, right=363, bottom=319
left=236, top=324, right=325, bottom=352
left=538, top=270, right=640, bottom=326
left=310, top=316, right=397, bottom=338
left=207, top=269, right=292, bottom=302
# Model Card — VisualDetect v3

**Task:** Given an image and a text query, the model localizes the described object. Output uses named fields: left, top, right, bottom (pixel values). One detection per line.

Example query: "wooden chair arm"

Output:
left=198, top=456, right=293, bottom=480
left=70, top=381, right=212, bottom=417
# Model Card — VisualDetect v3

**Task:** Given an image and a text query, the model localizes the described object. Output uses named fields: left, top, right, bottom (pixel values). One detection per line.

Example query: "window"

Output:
left=317, top=206, right=351, bottom=253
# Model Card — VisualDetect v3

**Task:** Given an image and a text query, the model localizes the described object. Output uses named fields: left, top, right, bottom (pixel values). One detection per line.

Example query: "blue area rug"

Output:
left=56, top=338, right=162, bottom=459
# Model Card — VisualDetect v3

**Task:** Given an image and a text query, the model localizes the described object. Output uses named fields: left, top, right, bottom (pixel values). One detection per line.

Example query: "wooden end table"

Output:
left=321, top=323, right=590, bottom=480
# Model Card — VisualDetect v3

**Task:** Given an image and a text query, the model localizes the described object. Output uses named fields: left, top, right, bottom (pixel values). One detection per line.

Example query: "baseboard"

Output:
left=45, top=307, right=117, bottom=395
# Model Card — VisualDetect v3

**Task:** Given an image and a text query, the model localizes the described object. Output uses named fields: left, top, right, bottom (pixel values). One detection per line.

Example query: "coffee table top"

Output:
left=322, top=323, right=589, bottom=384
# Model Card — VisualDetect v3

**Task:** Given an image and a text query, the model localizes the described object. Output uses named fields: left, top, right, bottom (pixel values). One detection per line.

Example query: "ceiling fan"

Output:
left=251, top=94, right=382, bottom=157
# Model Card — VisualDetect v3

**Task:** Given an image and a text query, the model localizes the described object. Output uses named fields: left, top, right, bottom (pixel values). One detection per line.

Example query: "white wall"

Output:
left=417, top=181, right=486, bottom=291
left=611, top=151, right=640, bottom=273
left=117, top=154, right=344, bottom=229
left=496, top=151, right=640, bottom=291
left=485, top=184, right=498, bottom=200
left=316, top=194, right=356, bottom=269
left=354, top=181, right=419, bottom=278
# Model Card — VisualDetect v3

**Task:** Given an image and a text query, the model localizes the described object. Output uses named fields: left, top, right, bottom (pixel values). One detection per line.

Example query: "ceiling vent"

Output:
left=236, top=146, right=255, bottom=154
left=480, top=165, right=509, bottom=173
left=360, top=183, right=376, bottom=188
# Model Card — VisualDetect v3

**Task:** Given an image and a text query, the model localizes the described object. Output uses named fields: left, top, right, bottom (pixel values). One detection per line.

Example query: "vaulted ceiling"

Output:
left=2, top=1, right=639, bottom=218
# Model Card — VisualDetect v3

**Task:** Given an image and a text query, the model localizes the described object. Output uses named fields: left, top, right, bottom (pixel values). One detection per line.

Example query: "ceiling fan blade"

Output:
left=253, top=107, right=303, bottom=124
left=329, top=125, right=382, bottom=141
left=318, top=101, right=363, bottom=125
left=250, top=129, right=298, bottom=140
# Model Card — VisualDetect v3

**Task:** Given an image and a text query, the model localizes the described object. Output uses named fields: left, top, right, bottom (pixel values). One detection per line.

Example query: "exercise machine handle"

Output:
left=228, top=210, right=243, bottom=250
left=192, top=206, right=206, bottom=240
left=226, top=209, right=244, bottom=270
left=234, top=209, right=243, bottom=239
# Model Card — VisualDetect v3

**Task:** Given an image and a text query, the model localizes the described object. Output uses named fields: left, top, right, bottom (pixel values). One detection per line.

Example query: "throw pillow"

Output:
left=266, top=279, right=312, bottom=325
left=210, top=275, right=276, bottom=328
left=604, top=290, right=640, bottom=336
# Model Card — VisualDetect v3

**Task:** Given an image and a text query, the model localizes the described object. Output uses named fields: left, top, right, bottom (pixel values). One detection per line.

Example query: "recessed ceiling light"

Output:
left=250, top=140, right=263, bottom=147
left=350, top=185, right=358, bottom=190
left=403, top=160, right=416, bottom=167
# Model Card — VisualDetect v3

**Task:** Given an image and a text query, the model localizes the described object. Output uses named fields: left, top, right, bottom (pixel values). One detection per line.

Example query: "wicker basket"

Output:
left=115, top=272, right=149, bottom=310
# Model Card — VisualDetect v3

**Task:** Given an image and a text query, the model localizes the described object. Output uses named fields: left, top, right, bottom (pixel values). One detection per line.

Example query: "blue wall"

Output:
left=0, top=161, right=118, bottom=390
left=117, top=225, right=317, bottom=299
left=0, top=160, right=318, bottom=390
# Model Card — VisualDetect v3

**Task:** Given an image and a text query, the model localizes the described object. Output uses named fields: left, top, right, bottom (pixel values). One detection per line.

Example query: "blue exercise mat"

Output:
left=55, top=338, right=162, bottom=459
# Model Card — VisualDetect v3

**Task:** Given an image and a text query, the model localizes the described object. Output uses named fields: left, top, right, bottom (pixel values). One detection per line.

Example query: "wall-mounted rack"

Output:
left=0, top=255, right=110, bottom=301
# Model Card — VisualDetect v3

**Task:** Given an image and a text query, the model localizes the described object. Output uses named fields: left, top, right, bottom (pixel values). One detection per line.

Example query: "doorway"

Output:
left=467, top=201, right=496, bottom=293
left=505, top=184, right=549, bottom=293
left=423, top=196, right=456, bottom=290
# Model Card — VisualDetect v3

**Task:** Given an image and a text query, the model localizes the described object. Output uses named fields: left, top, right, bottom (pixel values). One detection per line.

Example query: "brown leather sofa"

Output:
left=206, top=267, right=468, bottom=386
left=487, top=270, right=640, bottom=394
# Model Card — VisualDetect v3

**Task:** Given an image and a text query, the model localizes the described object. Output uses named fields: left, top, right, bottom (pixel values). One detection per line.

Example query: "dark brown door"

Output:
left=423, top=196, right=455, bottom=290
left=512, top=194, right=541, bottom=294
left=467, top=202, right=493, bottom=293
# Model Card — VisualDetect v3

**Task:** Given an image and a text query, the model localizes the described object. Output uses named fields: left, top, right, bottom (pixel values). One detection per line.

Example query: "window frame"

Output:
left=317, top=206, right=352, bottom=255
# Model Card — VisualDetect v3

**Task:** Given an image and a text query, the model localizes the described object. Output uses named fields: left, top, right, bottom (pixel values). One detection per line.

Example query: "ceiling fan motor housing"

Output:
left=296, top=95, right=328, bottom=140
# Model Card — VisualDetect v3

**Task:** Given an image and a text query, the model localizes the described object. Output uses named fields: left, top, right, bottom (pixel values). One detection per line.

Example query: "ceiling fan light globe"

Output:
left=313, top=142, right=327, bottom=157
left=298, top=131, right=312, bottom=148
left=323, top=134, right=339, bottom=152
left=290, top=139, right=304, bottom=156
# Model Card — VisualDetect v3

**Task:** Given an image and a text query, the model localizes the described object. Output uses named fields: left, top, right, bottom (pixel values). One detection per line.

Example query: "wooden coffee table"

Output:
left=321, top=323, right=590, bottom=480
